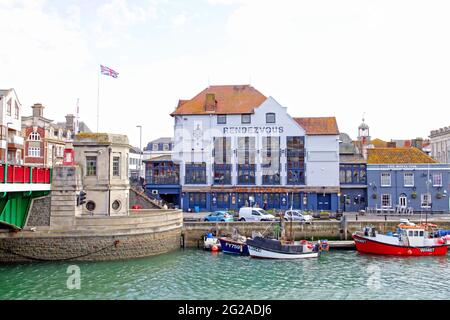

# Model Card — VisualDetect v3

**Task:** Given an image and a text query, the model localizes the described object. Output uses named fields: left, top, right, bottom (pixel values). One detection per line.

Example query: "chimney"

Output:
left=31, top=103, right=44, bottom=117
left=205, top=93, right=217, bottom=112
left=65, top=114, right=75, bottom=131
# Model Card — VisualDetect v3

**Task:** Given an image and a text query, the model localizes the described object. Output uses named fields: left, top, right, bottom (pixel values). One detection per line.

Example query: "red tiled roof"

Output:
left=294, top=117, right=339, bottom=135
left=367, top=147, right=437, bottom=164
left=171, top=85, right=267, bottom=116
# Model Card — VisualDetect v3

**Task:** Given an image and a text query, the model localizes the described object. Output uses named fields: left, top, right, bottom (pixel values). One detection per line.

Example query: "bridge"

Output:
left=0, top=164, right=52, bottom=230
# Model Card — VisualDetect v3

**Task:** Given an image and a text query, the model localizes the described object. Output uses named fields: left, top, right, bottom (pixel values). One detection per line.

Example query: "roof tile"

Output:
left=367, top=147, right=437, bottom=164
left=171, top=85, right=266, bottom=116
left=294, top=117, right=339, bottom=135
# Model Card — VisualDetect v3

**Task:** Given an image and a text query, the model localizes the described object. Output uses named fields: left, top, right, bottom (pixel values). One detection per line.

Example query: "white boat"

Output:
left=246, top=237, right=320, bottom=259
left=203, top=233, right=221, bottom=251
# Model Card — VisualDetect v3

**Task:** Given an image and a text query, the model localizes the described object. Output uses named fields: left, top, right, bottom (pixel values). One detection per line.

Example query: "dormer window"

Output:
left=152, top=144, right=158, bottom=151
left=266, top=113, right=276, bottom=123
left=217, top=115, right=227, bottom=124
left=241, top=114, right=251, bottom=124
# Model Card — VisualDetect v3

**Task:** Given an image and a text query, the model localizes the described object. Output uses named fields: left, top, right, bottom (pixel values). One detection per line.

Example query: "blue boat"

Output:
left=219, top=237, right=249, bottom=256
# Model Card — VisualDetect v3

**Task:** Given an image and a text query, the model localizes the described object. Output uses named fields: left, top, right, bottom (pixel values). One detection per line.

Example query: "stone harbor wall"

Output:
left=25, top=196, right=51, bottom=227
left=0, top=209, right=183, bottom=262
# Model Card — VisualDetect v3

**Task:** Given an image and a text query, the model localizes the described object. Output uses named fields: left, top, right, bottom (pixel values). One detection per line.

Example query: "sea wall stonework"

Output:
left=25, top=196, right=51, bottom=227
left=0, top=229, right=181, bottom=262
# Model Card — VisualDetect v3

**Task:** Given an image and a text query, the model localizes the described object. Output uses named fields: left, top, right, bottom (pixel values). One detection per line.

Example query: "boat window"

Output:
left=414, top=231, right=418, bottom=237
left=409, top=231, right=413, bottom=236
left=419, top=231, right=424, bottom=237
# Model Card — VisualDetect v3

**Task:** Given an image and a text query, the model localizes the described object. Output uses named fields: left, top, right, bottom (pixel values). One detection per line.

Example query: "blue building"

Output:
left=366, top=147, right=450, bottom=213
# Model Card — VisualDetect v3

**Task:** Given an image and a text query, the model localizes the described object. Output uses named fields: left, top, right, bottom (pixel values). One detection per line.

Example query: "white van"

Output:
left=238, top=207, right=276, bottom=222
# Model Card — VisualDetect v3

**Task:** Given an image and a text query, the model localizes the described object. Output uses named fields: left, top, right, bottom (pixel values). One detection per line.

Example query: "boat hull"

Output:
left=219, top=238, right=249, bottom=256
left=247, top=245, right=319, bottom=259
left=353, top=234, right=448, bottom=256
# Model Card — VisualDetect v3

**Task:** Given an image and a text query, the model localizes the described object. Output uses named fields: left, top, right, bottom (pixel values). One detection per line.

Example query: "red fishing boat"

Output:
left=353, top=220, right=448, bottom=256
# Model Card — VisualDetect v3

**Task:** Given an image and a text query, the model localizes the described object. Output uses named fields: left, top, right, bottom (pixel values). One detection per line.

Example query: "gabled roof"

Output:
left=171, top=85, right=267, bottom=116
left=367, top=147, right=437, bottom=164
left=293, top=117, right=339, bottom=135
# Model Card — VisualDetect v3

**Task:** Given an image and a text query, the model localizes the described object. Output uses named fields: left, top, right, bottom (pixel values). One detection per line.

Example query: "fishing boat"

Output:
left=246, top=212, right=320, bottom=259
left=203, top=233, right=221, bottom=252
left=247, top=237, right=320, bottom=259
left=353, top=220, right=448, bottom=256
left=219, top=229, right=249, bottom=256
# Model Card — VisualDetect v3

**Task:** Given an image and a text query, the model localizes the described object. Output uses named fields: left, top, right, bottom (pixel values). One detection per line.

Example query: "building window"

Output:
left=262, top=136, right=280, bottom=185
left=185, top=163, right=207, bottom=184
left=404, top=172, right=414, bottom=187
left=237, top=137, right=256, bottom=185
left=266, top=113, right=276, bottom=123
left=152, top=144, right=158, bottom=151
left=381, top=173, right=391, bottom=187
left=86, top=156, right=97, bottom=176
left=6, top=99, right=11, bottom=116
left=112, top=200, right=121, bottom=211
left=28, top=132, right=41, bottom=141
left=421, top=193, right=431, bottom=208
left=287, top=136, right=305, bottom=185
left=113, top=156, right=120, bottom=177
left=163, top=144, right=169, bottom=151
left=241, top=114, right=251, bottom=124
left=381, top=194, right=391, bottom=207
left=86, top=201, right=96, bottom=212
left=217, top=115, right=227, bottom=124
left=14, top=102, right=19, bottom=120
left=215, top=193, right=230, bottom=209
left=433, top=173, right=443, bottom=187
left=339, top=164, right=366, bottom=184
left=28, top=147, right=40, bottom=157
left=146, top=161, right=180, bottom=185
left=189, top=193, right=207, bottom=210
left=213, top=137, right=232, bottom=185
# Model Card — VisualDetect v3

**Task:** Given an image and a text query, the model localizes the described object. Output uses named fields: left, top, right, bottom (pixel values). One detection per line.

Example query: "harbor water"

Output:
left=0, top=249, right=449, bottom=300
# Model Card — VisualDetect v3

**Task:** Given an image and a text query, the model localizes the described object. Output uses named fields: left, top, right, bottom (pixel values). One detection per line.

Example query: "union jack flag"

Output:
left=100, top=65, right=119, bottom=78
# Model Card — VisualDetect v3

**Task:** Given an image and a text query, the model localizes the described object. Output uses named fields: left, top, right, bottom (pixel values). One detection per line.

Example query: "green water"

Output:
left=0, top=250, right=449, bottom=300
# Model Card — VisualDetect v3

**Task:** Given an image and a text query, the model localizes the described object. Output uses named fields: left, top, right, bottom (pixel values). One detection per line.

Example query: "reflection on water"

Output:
left=0, top=250, right=448, bottom=300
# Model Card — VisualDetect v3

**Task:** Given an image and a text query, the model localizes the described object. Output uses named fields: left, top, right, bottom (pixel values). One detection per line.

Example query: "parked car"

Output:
left=238, top=207, right=276, bottom=222
left=283, top=210, right=313, bottom=223
left=203, top=211, right=235, bottom=222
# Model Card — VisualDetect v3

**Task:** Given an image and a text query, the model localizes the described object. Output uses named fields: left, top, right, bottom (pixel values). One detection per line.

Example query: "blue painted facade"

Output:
left=367, top=164, right=450, bottom=213
left=339, top=163, right=368, bottom=212
left=181, top=191, right=339, bottom=212
left=144, top=160, right=181, bottom=207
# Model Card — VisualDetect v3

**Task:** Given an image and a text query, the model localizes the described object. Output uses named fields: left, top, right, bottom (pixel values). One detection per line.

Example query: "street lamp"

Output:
left=136, top=125, right=142, bottom=182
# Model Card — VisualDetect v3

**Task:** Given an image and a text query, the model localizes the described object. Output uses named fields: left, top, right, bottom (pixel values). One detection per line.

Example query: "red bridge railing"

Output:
left=0, top=165, right=52, bottom=184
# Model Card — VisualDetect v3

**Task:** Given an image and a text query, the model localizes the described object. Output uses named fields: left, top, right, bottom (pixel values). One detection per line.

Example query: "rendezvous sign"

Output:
left=223, top=126, right=284, bottom=134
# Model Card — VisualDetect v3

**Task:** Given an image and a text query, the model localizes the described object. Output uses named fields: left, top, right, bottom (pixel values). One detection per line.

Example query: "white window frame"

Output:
left=381, top=172, right=391, bottom=187
left=421, top=193, right=431, bottom=209
left=152, top=144, right=158, bottom=151
left=28, top=147, right=41, bottom=157
left=28, top=132, right=41, bottom=141
left=403, top=172, right=414, bottom=187
left=381, top=194, right=391, bottom=208
left=432, top=173, right=442, bottom=187
left=163, top=144, right=169, bottom=151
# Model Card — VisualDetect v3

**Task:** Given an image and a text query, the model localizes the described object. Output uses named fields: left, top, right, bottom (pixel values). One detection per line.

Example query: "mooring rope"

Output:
left=0, top=240, right=120, bottom=262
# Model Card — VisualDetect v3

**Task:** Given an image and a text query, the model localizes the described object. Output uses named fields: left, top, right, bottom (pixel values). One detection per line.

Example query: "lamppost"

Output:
left=136, top=125, right=142, bottom=183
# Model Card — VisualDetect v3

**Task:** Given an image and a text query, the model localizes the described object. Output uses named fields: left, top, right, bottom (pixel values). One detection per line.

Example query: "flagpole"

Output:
left=97, top=67, right=100, bottom=133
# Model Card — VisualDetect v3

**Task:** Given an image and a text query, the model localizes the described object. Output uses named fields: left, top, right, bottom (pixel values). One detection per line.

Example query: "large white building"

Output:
left=430, top=126, right=450, bottom=163
left=170, top=85, right=340, bottom=212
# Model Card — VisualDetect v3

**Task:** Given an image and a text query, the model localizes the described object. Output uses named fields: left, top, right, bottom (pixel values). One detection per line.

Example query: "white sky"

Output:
left=1, top=0, right=449, bottom=148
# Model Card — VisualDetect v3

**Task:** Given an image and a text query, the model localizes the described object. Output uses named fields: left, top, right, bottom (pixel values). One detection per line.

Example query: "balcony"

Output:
left=7, top=135, right=24, bottom=147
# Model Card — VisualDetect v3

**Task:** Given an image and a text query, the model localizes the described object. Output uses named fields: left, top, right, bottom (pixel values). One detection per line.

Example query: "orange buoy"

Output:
left=211, top=245, right=219, bottom=252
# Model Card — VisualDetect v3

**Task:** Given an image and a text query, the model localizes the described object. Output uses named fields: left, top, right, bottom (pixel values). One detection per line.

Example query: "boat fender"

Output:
left=407, top=250, right=412, bottom=255
left=211, top=245, right=219, bottom=252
